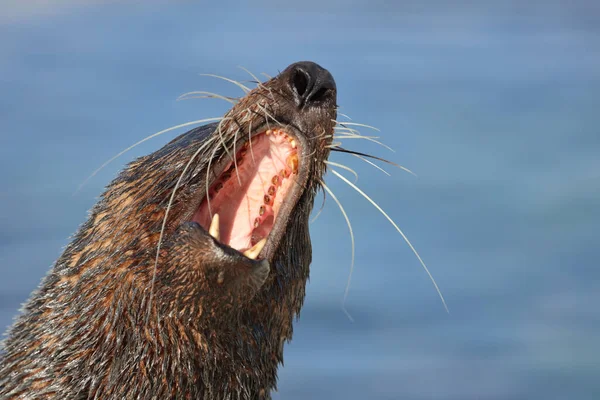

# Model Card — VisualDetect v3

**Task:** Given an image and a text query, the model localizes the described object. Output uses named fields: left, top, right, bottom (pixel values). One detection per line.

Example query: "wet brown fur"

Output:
left=0, top=62, right=337, bottom=399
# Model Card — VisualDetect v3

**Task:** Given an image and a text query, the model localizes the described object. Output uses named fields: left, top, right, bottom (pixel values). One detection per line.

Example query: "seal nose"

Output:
left=287, top=61, right=336, bottom=108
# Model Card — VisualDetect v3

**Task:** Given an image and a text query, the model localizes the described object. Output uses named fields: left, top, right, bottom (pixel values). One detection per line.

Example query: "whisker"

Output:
left=351, top=154, right=391, bottom=176
left=76, top=118, right=223, bottom=193
left=333, top=126, right=361, bottom=133
left=237, top=66, right=263, bottom=86
left=232, top=127, right=242, bottom=186
left=333, top=134, right=381, bottom=140
left=257, top=104, right=281, bottom=126
left=216, top=118, right=235, bottom=165
left=330, top=169, right=449, bottom=313
left=337, top=112, right=352, bottom=121
left=319, top=178, right=356, bottom=322
left=247, top=112, right=256, bottom=164
left=342, top=135, right=394, bottom=152
left=324, top=160, right=359, bottom=182
left=177, top=91, right=238, bottom=104
left=147, top=138, right=214, bottom=325
left=199, top=73, right=251, bottom=93
left=329, top=146, right=417, bottom=177
left=333, top=125, right=394, bottom=153
left=310, top=188, right=327, bottom=224
left=334, top=120, right=380, bottom=132
left=205, top=144, right=221, bottom=217
left=261, top=72, right=272, bottom=80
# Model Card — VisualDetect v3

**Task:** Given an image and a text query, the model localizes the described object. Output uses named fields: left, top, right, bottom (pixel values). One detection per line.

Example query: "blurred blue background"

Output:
left=1, top=1, right=599, bottom=399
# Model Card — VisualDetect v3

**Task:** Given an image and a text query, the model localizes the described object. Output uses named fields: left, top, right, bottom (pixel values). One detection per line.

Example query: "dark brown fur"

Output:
left=0, top=62, right=337, bottom=399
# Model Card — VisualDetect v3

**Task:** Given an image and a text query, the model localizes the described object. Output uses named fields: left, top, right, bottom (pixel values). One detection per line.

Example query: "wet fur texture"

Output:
left=0, top=62, right=337, bottom=399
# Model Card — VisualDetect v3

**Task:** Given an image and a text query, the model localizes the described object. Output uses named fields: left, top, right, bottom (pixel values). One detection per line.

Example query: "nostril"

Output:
left=309, top=87, right=329, bottom=103
left=284, top=61, right=336, bottom=108
left=293, top=69, right=309, bottom=98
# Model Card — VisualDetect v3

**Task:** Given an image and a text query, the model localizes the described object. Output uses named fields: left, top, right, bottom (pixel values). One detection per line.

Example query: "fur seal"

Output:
left=0, top=61, right=337, bottom=399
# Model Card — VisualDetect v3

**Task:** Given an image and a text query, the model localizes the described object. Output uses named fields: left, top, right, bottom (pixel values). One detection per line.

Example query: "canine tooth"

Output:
left=243, top=238, right=267, bottom=260
left=286, top=154, right=298, bottom=173
left=290, top=139, right=296, bottom=149
left=209, top=213, right=220, bottom=241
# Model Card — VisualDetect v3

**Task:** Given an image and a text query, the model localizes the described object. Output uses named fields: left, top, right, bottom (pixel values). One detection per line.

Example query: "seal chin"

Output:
left=192, top=127, right=301, bottom=260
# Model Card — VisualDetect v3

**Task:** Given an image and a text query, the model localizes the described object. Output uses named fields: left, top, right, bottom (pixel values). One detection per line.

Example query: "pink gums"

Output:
left=192, top=130, right=298, bottom=252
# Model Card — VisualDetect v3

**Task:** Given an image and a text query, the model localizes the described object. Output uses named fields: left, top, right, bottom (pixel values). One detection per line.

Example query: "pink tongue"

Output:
left=192, top=132, right=297, bottom=251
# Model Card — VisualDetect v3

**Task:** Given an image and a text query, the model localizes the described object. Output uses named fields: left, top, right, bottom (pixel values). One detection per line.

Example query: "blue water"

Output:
left=1, top=2, right=599, bottom=399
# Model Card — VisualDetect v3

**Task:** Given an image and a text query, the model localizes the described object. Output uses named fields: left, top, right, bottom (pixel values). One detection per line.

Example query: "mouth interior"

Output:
left=192, top=129, right=299, bottom=254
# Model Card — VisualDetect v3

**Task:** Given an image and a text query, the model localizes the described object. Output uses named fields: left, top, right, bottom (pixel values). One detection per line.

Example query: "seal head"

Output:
left=0, top=62, right=337, bottom=399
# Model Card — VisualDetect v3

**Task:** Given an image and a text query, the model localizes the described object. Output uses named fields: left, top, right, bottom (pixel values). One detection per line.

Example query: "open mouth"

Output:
left=192, top=128, right=300, bottom=260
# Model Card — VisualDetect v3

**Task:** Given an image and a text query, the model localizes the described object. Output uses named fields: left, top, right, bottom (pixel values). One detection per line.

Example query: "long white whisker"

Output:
left=237, top=66, right=263, bottom=86
left=333, top=125, right=395, bottom=153
left=342, top=135, right=394, bottom=152
left=334, top=121, right=380, bottom=131
left=310, top=188, right=327, bottom=224
left=205, top=143, right=221, bottom=217
left=351, top=154, right=391, bottom=176
left=334, top=135, right=381, bottom=140
left=199, top=73, right=251, bottom=93
left=77, top=118, right=223, bottom=193
left=232, top=127, right=242, bottom=186
left=177, top=91, right=238, bottom=104
left=147, top=138, right=214, bottom=324
left=216, top=118, right=235, bottom=164
left=324, top=161, right=359, bottom=182
left=326, top=142, right=343, bottom=149
left=330, top=169, right=449, bottom=313
left=319, top=179, right=356, bottom=322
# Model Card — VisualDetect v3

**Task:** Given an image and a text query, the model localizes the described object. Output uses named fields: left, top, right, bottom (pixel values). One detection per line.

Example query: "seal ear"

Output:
left=157, top=222, right=270, bottom=317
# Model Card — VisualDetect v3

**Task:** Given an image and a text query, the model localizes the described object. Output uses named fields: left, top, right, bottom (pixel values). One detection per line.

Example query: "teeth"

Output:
left=263, top=194, right=271, bottom=204
left=209, top=213, right=220, bottom=241
left=268, top=186, right=276, bottom=196
left=243, top=238, right=267, bottom=260
left=259, top=205, right=266, bottom=216
left=286, top=154, right=298, bottom=173
left=254, top=218, right=260, bottom=228
left=291, top=139, right=296, bottom=149
left=266, top=129, right=272, bottom=136
left=272, top=175, right=279, bottom=186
